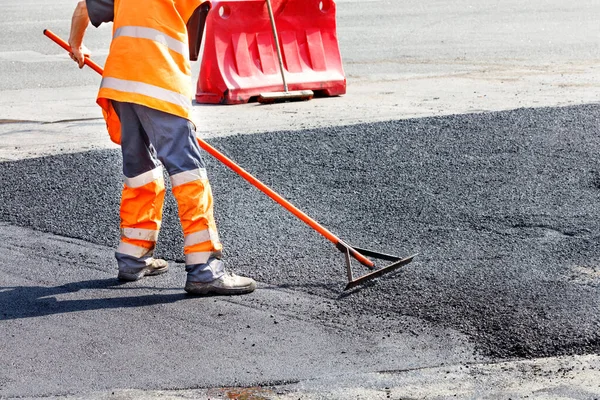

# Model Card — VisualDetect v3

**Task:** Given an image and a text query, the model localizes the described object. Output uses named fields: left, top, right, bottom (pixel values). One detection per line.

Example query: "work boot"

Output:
left=185, top=270, right=257, bottom=295
left=117, top=258, right=169, bottom=281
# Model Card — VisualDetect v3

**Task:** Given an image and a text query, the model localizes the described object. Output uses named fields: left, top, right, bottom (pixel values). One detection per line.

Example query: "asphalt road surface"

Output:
left=2, top=104, right=600, bottom=398
left=1, top=0, right=600, bottom=399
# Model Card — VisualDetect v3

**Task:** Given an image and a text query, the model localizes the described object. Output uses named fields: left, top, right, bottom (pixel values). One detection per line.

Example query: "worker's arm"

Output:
left=68, top=1, right=91, bottom=69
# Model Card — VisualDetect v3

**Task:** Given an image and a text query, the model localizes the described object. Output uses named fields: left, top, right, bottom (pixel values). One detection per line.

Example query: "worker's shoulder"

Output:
left=86, top=0, right=114, bottom=28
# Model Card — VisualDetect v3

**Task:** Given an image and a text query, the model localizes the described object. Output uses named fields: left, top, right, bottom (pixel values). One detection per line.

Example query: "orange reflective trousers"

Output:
left=114, top=101, right=222, bottom=278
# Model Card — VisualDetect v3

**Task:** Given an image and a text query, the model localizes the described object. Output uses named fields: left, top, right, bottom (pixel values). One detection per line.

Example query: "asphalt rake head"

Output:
left=336, top=241, right=417, bottom=290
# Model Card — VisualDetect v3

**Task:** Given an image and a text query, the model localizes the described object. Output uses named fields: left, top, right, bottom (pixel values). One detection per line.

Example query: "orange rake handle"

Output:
left=44, top=29, right=104, bottom=75
left=194, top=141, right=374, bottom=268
left=43, top=29, right=375, bottom=269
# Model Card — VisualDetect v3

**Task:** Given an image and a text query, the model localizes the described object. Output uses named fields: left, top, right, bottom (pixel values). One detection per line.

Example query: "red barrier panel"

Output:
left=196, top=0, right=346, bottom=104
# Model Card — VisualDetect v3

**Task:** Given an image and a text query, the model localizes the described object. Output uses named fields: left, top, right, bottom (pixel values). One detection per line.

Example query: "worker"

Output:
left=68, top=0, right=256, bottom=295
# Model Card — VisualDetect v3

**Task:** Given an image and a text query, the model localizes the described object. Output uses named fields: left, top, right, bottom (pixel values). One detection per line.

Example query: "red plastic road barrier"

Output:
left=196, top=0, right=346, bottom=104
left=43, top=29, right=374, bottom=269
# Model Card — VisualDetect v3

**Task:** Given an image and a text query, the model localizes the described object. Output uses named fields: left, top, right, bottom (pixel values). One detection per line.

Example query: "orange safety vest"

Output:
left=97, top=0, right=205, bottom=144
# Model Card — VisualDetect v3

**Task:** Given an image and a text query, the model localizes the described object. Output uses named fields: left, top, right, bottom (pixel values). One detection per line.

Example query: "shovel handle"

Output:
left=43, top=29, right=376, bottom=269
left=43, top=29, right=104, bottom=75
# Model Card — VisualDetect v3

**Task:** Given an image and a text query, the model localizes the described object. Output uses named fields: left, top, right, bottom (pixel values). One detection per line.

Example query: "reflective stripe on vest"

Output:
left=101, top=77, right=191, bottom=111
left=171, top=168, right=208, bottom=187
left=96, top=1, right=199, bottom=144
left=121, top=228, right=160, bottom=242
left=117, top=241, right=153, bottom=258
left=114, top=26, right=187, bottom=56
left=124, top=166, right=163, bottom=188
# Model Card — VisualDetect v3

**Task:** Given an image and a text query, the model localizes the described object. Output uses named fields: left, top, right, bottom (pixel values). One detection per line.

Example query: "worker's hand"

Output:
left=69, top=44, right=91, bottom=69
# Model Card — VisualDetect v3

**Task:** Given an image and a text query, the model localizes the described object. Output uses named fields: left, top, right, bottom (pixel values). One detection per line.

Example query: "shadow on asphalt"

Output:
left=0, top=279, right=187, bottom=320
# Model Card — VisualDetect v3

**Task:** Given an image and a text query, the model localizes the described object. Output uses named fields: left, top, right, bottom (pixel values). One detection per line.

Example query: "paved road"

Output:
left=1, top=0, right=600, bottom=399
left=1, top=0, right=599, bottom=159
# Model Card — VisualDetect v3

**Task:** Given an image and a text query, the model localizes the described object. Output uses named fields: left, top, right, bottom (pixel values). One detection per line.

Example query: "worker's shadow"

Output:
left=0, top=279, right=187, bottom=320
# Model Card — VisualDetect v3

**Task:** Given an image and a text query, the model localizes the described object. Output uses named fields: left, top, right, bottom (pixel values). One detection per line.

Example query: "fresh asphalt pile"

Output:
left=1, top=104, right=599, bottom=359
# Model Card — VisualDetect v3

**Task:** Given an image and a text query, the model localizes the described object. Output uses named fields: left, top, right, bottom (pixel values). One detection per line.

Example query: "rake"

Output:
left=43, top=29, right=416, bottom=290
